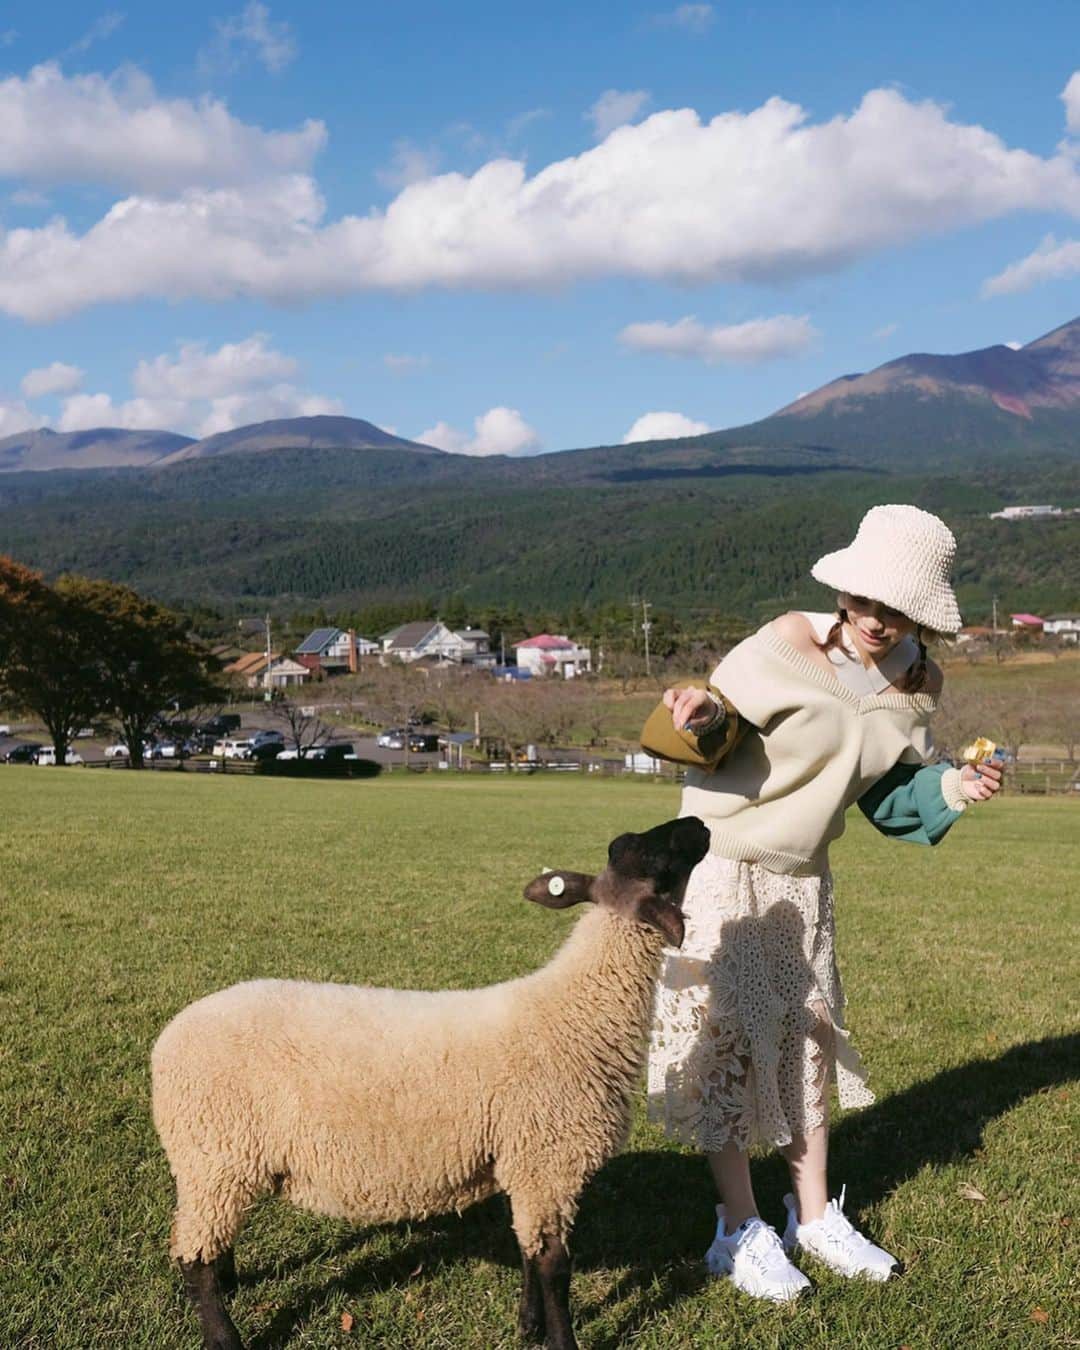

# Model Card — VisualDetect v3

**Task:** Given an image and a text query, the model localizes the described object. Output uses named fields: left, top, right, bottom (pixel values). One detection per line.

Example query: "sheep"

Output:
left=151, top=813, right=710, bottom=1350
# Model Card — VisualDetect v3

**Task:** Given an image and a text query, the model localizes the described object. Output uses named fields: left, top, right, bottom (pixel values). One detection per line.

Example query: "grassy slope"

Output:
left=1, top=772, right=1076, bottom=1348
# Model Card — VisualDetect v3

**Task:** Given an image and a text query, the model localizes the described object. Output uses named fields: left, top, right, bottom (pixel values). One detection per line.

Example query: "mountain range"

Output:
left=2, top=316, right=1079, bottom=475
left=0, top=318, right=1077, bottom=624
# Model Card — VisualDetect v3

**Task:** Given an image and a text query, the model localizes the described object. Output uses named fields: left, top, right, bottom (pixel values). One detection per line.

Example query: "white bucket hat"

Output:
left=811, top=504, right=962, bottom=634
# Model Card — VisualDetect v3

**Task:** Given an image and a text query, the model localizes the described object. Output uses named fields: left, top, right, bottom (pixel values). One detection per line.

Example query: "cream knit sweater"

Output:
left=682, top=620, right=964, bottom=875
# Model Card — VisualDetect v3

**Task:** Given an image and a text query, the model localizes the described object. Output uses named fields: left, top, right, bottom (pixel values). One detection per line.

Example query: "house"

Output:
left=381, top=621, right=495, bottom=665
left=1043, top=613, right=1080, bottom=641
left=1010, top=613, right=1045, bottom=632
left=989, top=505, right=1062, bottom=520
left=956, top=625, right=995, bottom=644
left=224, top=652, right=310, bottom=689
left=514, top=634, right=592, bottom=678
left=294, top=627, right=378, bottom=675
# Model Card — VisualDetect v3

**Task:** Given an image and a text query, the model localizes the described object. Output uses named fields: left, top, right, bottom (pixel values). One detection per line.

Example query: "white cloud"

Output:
left=377, top=140, right=441, bottom=190
left=1063, top=71, right=1080, bottom=135
left=656, top=5, right=714, bottom=33
left=587, top=88, right=651, bottom=140
left=0, top=62, right=324, bottom=194
left=55, top=335, right=341, bottom=436
left=383, top=352, right=429, bottom=373
left=199, top=2, right=296, bottom=76
left=59, top=11, right=123, bottom=60
left=418, top=406, right=541, bottom=457
left=872, top=321, right=898, bottom=339
left=623, top=411, right=710, bottom=443
left=981, top=233, right=1080, bottom=295
left=620, top=313, right=818, bottom=363
left=0, top=396, right=46, bottom=437
left=20, top=361, right=85, bottom=397
left=3, top=87, right=1080, bottom=321
left=132, top=335, right=297, bottom=400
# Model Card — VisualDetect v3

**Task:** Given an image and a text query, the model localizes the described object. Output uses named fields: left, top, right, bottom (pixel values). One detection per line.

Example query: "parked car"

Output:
left=213, top=737, right=254, bottom=759
left=249, top=738, right=287, bottom=762
left=4, top=742, right=43, bottom=763
left=35, top=746, right=84, bottom=766
left=377, top=728, right=407, bottom=749
left=408, top=732, right=440, bottom=753
left=0, top=724, right=11, bottom=736
left=249, top=729, right=285, bottom=749
left=104, top=743, right=130, bottom=759
left=201, top=714, right=242, bottom=738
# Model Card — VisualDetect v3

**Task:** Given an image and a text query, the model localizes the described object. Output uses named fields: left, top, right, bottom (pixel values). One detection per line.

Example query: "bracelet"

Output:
left=687, top=693, right=727, bottom=737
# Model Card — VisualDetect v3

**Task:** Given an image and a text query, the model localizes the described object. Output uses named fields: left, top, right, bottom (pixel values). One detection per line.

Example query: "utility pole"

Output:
left=264, top=611, right=272, bottom=701
left=641, top=599, right=652, bottom=676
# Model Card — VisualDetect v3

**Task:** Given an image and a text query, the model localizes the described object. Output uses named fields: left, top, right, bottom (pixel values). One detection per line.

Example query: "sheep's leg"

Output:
left=181, top=1257, right=245, bottom=1350
left=517, top=1246, right=546, bottom=1344
left=535, top=1233, right=576, bottom=1350
left=213, top=1247, right=238, bottom=1298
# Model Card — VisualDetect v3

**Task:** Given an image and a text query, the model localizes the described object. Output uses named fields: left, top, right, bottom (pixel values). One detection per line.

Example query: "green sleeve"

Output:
left=857, top=760, right=966, bottom=846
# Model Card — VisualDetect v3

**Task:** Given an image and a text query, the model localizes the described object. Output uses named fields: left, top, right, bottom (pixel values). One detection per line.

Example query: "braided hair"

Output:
left=812, top=606, right=931, bottom=692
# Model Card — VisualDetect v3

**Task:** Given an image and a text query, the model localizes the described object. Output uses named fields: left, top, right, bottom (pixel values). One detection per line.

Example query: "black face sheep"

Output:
left=151, top=814, right=710, bottom=1350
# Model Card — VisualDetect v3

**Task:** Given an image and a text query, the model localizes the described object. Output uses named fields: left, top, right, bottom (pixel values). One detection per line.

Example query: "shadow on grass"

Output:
left=243, top=1032, right=1077, bottom=1349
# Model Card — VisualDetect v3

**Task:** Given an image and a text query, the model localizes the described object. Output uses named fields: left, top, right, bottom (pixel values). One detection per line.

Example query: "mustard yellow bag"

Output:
left=639, top=679, right=742, bottom=771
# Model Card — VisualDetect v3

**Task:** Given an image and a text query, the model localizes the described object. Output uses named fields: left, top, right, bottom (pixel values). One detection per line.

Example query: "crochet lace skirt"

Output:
left=647, top=852, right=874, bottom=1152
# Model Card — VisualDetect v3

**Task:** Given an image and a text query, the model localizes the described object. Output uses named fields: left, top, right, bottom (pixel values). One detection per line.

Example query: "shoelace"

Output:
left=816, top=1186, right=877, bottom=1252
left=742, top=1221, right=795, bottom=1273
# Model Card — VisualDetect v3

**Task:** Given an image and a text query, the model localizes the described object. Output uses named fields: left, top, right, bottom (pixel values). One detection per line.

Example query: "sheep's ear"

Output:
left=523, top=870, right=595, bottom=909
left=637, top=897, right=685, bottom=948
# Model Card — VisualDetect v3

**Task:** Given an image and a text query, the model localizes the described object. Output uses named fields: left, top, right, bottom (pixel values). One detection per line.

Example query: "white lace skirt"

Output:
left=647, top=852, right=874, bottom=1152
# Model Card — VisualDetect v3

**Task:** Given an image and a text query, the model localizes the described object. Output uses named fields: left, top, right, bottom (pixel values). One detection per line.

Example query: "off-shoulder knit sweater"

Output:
left=681, top=620, right=967, bottom=875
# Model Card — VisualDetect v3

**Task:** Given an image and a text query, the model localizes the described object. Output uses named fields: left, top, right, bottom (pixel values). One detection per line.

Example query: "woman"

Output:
left=645, top=504, right=1002, bottom=1301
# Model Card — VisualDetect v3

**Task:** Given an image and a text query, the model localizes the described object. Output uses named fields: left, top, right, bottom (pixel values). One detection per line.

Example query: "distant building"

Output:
left=224, top=652, right=310, bottom=688
left=989, top=505, right=1061, bottom=520
left=380, top=621, right=494, bottom=665
left=294, top=627, right=377, bottom=675
left=956, top=625, right=995, bottom=644
left=1010, top=613, right=1045, bottom=632
left=514, top=634, right=592, bottom=678
left=1043, top=613, right=1080, bottom=641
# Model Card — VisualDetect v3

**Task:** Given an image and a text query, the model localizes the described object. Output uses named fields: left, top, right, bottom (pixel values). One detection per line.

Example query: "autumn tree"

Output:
left=0, top=557, right=108, bottom=765
left=58, top=575, right=222, bottom=769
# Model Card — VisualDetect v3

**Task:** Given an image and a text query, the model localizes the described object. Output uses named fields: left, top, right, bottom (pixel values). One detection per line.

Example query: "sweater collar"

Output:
left=759, top=623, right=939, bottom=715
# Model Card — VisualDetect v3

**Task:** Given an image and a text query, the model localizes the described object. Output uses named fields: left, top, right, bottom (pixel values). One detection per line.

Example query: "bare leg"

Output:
left=782, top=1008, right=833, bottom=1224
left=706, top=1143, right=758, bottom=1232
left=782, top=1122, right=829, bottom=1224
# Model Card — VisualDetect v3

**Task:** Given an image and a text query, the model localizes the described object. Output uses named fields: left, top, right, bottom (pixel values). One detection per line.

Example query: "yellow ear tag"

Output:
left=547, top=875, right=565, bottom=897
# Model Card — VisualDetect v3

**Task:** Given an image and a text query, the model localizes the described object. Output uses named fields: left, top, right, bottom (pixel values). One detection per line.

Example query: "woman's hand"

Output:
left=663, top=686, right=716, bottom=731
left=960, top=758, right=1004, bottom=802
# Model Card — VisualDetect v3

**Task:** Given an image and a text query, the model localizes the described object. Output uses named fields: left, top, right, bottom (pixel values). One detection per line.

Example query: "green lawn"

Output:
left=1, top=771, right=1076, bottom=1349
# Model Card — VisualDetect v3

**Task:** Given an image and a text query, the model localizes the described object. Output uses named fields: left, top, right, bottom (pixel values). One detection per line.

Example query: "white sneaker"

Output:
left=782, top=1187, right=898, bottom=1281
left=705, top=1205, right=812, bottom=1303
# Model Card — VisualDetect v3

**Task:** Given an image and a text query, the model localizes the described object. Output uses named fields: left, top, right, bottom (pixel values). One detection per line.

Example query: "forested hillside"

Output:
left=1, top=444, right=1076, bottom=624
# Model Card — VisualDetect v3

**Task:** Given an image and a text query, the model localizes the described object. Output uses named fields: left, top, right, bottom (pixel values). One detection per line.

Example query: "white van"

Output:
left=35, top=746, right=84, bottom=766
left=213, top=738, right=254, bottom=759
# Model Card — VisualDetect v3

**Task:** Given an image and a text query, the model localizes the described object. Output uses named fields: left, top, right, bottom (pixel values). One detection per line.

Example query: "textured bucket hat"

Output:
left=811, top=504, right=963, bottom=634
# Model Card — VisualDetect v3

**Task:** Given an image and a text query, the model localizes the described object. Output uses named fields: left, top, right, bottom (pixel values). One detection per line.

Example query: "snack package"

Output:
left=961, top=736, right=997, bottom=765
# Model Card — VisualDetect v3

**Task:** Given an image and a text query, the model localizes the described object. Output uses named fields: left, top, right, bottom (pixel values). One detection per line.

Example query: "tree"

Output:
left=59, top=576, right=222, bottom=769
left=0, top=557, right=108, bottom=765
left=270, top=699, right=331, bottom=758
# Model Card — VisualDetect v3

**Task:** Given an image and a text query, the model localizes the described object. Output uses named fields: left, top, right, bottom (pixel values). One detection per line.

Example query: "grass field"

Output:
left=1, top=771, right=1076, bottom=1349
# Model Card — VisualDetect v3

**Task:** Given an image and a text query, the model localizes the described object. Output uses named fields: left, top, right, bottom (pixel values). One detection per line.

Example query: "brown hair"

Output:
left=814, top=607, right=931, bottom=693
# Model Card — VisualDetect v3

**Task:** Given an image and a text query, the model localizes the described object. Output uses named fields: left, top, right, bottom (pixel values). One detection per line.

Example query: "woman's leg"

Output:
left=781, top=1005, right=833, bottom=1223
left=706, top=1144, right=758, bottom=1232
left=781, top=1121, right=829, bottom=1224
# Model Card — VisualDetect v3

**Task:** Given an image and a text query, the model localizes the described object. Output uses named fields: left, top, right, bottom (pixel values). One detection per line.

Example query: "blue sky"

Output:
left=1, top=1, right=1078, bottom=453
